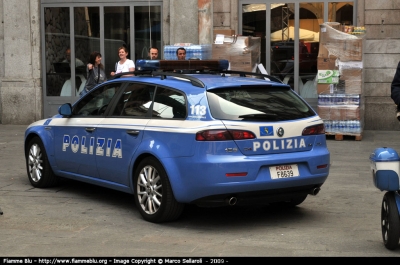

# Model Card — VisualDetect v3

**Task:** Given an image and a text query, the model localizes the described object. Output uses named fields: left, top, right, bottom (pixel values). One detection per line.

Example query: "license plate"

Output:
left=269, top=164, right=299, bottom=179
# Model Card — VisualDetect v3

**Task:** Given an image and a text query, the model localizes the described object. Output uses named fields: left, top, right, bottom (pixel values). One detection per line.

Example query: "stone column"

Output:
left=169, top=0, right=199, bottom=45
left=0, top=0, right=42, bottom=124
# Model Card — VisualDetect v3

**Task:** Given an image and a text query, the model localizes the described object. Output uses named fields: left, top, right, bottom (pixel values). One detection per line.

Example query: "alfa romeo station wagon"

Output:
left=24, top=59, right=330, bottom=223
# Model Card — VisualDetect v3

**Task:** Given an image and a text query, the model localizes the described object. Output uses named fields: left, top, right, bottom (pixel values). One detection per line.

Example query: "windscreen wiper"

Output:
left=238, top=113, right=277, bottom=120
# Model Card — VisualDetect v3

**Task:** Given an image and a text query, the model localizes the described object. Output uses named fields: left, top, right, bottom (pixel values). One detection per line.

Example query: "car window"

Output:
left=72, top=83, right=121, bottom=116
left=112, top=83, right=156, bottom=117
left=152, top=87, right=186, bottom=119
left=207, top=86, right=315, bottom=121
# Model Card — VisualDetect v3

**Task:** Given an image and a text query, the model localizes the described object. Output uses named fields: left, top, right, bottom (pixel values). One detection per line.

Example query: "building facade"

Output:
left=0, top=0, right=398, bottom=130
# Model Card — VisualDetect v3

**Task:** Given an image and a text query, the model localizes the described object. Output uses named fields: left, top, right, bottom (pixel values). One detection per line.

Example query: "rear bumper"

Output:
left=163, top=149, right=330, bottom=203
left=191, top=183, right=323, bottom=207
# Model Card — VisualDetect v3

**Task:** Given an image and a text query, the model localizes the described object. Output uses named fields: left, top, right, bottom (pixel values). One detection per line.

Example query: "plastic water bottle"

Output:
left=324, top=120, right=331, bottom=132
left=344, top=94, right=350, bottom=105
left=348, top=120, right=354, bottom=133
left=340, top=120, right=346, bottom=133
left=344, top=121, right=350, bottom=133
left=354, top=120, right=360, bottom=134
left=318, top=95, right=324, bottom=105
left=193, top=45, right=201, bottom=59
left=354, top=94, right=360, bottom=105
left=337, top=94, right=344, bottom=105
left=331, top=120, right=337, bottom=133
left=326, top=94, right=331, bottom=105
left=164, top=46, right=172, bottom=60
left=340, top=121, right=345, bottom=133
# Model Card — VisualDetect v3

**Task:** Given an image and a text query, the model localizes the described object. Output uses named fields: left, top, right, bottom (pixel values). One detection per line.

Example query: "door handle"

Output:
left=85, top=127, right=96, bottom=132
left=127, top=130, right=140, bottom=136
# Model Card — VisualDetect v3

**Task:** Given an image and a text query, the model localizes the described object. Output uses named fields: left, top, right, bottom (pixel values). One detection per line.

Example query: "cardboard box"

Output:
left=318, top=57, right=338, bottom=70
left=320, top=22, right=356, bottom=44
left=317, top=83, right=335, bottom=94
left=213, top=29, right=235, bottom=39
left=318, top=105, right=361, bottom=120
left=317, top=70, right=340, bottom=84
left=319, top=22, right=364, bottom=61
left=212, top=36, right=260, bottom=72
left=318, top=44, right=339, bottom=59
left=323, top=39, right=363, bottom=61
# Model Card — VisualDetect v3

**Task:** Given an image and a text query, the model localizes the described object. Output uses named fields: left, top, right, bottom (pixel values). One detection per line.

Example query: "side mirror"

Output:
left=58, top=103, right=72, bottom=116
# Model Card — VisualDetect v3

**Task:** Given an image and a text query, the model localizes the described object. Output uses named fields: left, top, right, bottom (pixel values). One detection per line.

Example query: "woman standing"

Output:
left=110, top=46, right=135, bottom=77
left=80, top=51, right=107, bottom=97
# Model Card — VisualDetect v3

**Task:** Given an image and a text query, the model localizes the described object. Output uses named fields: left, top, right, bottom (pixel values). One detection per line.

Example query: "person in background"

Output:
left=176, top=47, right=186, bottom=60
left=63, top=47, right=85, bottom=68
left=80, top=51, right=107, bottom=97
left=110, top=46, right=135, bottom=77
left=148, top=47, right=159, bottom=60
left=391, top=61, right=400, bottom=121
left=60, top=47, right=86, bottom=96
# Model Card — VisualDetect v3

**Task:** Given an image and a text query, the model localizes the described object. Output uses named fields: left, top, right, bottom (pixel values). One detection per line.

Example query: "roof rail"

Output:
left=110, top=70, right=153, bottom=80
left=152, top=71, right=205, bottom=88
left=218, top=70, right=284, bottom=84
left=110, top=69, right=205, bottom=88
left=109, top=65, right=283, bottom=88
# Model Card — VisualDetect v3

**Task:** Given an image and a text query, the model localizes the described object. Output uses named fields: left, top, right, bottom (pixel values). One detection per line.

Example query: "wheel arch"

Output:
left=130, top=151, right=186, bottom=202
left=25, top=128, right=56, bottom=166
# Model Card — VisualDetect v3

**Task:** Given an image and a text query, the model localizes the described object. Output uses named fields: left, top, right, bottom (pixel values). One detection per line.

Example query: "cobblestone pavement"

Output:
left=1, top=125, right=400, bottom=257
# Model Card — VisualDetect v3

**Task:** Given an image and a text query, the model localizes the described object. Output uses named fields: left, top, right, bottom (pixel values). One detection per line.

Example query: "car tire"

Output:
left=134, top=157, right=184, bottom=223
left=26, top=137, right=59, bottom=188
left=381, top=191, right=400, bottom=250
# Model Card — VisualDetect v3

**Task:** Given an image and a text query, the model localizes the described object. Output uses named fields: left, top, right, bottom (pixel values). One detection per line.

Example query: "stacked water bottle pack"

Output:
left=317, top=23, right=365, bottom=138
left=318, top=92, right=363, bottom=135
left=163, top=45, right=212, bottom=60
left=317, top=93, right=360, bottom=105
left=323, top=120, right=362, bottom=134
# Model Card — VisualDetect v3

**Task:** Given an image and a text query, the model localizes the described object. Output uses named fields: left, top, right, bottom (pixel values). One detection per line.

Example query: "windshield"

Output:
left=207, top=86, right=315, bottom=121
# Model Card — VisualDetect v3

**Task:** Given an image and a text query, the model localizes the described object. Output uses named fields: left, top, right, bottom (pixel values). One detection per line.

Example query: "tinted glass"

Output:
left=153, top=87, right=186, bottom=119
left=207, top=86, right=315, bottom=121
left=44, top=7, right=71, bottom=97
left=73, top=83, right=122, bottom=116
left=104, top=6, right=130, bottom=78
left=112, top=83, right=155, bottom=117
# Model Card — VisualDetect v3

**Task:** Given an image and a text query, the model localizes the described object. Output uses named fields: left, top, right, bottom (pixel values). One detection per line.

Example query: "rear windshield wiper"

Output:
left=238, top=113, right=277, bottom=120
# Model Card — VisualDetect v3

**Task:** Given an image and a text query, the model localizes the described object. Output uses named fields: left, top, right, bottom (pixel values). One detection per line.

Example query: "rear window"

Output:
left=207, top=86, right=315, bottom=121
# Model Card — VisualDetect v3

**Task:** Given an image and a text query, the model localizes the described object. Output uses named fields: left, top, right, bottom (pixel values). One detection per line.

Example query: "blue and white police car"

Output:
left=24, top=59, right=330, bottom=223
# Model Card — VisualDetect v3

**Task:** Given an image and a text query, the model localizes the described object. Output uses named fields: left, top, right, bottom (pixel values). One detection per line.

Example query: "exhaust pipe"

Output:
left=226, top=197, right=237, bottom=206
left=309, top=187, right=320, bottom=196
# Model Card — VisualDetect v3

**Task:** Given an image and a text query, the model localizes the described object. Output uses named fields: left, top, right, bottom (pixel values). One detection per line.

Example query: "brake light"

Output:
left=302, top=124, right=325, bottom=135
left=196, top=130, right=256, bottom=141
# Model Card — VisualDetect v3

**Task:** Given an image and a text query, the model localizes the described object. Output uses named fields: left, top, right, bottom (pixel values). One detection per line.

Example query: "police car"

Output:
left=24, top=59, right=330, bottom=223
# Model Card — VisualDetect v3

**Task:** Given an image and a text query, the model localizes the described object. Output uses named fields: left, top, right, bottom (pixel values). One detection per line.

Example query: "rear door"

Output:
left=94, top=82, right=155, bottom=185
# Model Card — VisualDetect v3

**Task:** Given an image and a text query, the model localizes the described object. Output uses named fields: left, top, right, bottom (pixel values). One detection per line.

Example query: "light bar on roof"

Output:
left=136, top=59, right=229, bottom=71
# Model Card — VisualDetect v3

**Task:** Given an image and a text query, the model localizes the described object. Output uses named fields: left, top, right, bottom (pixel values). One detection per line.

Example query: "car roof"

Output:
left=107, top=74, right=288, bottom=88
left=106, top=60, right=290, bottom=92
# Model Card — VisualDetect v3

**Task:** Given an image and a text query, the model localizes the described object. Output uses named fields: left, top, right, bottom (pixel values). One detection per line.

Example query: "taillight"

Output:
left=196, top=130, right=256, bottom=141
left=302, top=124, right=325, bottom=135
